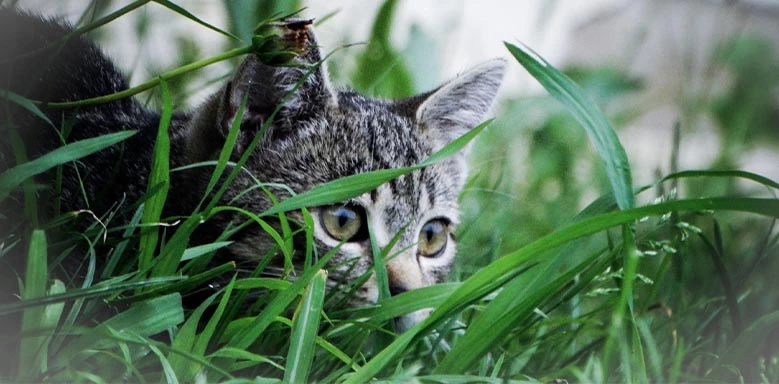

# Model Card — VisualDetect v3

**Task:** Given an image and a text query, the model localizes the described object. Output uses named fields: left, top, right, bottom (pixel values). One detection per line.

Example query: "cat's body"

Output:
left=0, top=8, right=505, bottom=329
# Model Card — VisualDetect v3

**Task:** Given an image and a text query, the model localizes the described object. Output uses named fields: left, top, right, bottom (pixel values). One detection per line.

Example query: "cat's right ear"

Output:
left=409, top=59, right=506, bottom=151
left=189, top=19, right=336, bottom=160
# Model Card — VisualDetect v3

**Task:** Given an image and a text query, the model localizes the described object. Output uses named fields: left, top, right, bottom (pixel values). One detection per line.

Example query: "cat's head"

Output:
left=189, top=19, right=505, bottom=330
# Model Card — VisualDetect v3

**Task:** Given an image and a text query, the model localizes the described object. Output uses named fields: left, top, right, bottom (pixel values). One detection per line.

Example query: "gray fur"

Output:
left=0, top=10, right=505, bottom=329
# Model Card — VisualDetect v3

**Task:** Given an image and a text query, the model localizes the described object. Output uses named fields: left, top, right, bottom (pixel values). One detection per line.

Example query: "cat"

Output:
left=0, top=8, right=505, bottom=331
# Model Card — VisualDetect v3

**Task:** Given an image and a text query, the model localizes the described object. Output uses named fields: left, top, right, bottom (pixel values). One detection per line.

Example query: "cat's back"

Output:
left=0, top=8, right=185, bottom=218
left=0, top=9, right=138, bottom=114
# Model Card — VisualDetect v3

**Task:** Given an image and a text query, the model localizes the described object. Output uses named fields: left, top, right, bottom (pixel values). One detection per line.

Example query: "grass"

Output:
left=1, top=1, right=778, bottom=382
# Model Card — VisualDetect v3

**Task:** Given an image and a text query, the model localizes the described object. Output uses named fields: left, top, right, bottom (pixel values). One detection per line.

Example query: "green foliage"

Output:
left=350, top=0, right=416, bottom=98
left=1, top=2, right=778, bottom=383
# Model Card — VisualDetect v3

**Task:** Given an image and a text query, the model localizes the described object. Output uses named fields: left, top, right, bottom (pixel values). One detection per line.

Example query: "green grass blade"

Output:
left=344, top=197, right=779, bottom=383
left=506, top=41, right=634, bottom=210
left=341, top=282, right=459, bottom=323
left=284, top=269, right=327, bottom=384
left=180, top=241, right=233, bottom=262
left=199, top=91, right=247, bottom=210
left=659, top=169, right=779, bottom=191
left=149, top=342, right=180, bottom=384
left=261, top=119, right=491, bottom=217
left=18, top=230, right=49, bottom=380
left=153, top=0, right=240, bottom=41
left=233, top=277, right=292, bottom=291
left=39, top=280, right=66, bottom=373
left=0, top=131, right=137, bottom=199
left=140, top=79, right=172, bottom=271
left=170, top=276, right=235, bottom=381
left=369, top=223, right=391, bottom=303
left=169, top=291, right=220, bottom=378
left=117, top=262, right=234, bottom=304
left=0, top=89, right=53, bottom=126
left=0, top=276, right=183, bottom=315
left=209, top=347, right=285, bottom=371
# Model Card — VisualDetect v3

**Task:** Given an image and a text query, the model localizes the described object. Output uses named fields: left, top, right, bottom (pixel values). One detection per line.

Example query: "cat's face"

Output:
left=191, top=20, right=505, bottom=330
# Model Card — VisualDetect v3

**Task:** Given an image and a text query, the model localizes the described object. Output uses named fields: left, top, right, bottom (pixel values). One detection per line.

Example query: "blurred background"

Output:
left=7, top=1, right=779, bottom=379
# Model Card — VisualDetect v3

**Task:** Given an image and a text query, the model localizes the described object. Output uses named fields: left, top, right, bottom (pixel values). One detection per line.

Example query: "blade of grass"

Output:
left=0, top=131, right=137, bottom=200
left=209, top=347, right=285, bottom=372
left=658, top=169, right=779, bottom=191
left=140, top=79, right=172, bottom=272
left=0, top=276, right=183, bottom=315
left=506, top=41, right=634, bottom=210
left=170, top=275, right=236, bottom=381
left=0, top=89, right=53, bottom=126
left=369, top=223, right=391, bottom=302
left=153, top=0, right=239, bottom=41
left=340, top=282, right=459, bottom=323
left=116, top=262, right=234, bottom=304
left=18, top=229, right=48, bottom=381
left=38, top=280, right=65, bottom=374
left=180, top=241, right=233, bottom=262
left=46, top=45, right=254, bottom=108
left=284, top=269, right=327, bottom=384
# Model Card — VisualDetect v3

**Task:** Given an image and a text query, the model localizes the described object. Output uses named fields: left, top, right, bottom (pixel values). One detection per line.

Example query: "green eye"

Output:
left=321, top=204, right=366, bottom=242
left=418, top=219, right=450, bottom=257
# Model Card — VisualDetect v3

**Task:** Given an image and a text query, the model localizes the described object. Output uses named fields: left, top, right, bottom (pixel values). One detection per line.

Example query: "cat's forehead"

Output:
left=315, top=90, right=429, bottom=169
left=331, top=91, right=413, bottom=134
left=262, top=90, right=465, bottom=218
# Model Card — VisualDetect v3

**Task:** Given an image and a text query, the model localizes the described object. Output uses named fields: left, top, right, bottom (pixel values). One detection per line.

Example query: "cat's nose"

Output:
left=389, top=283, right=408, bottom=296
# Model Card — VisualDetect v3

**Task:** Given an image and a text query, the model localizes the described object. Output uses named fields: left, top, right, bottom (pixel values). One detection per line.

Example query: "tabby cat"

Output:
left=0, top=8, right=505, bottom=330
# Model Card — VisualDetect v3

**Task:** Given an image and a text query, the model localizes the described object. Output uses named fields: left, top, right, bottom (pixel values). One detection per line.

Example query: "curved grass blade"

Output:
left=340, top=283, right=460, bottom=325
left=170, top=276, right=236, bottom=381
left=0, top=89, right=53, bottom=126
left=284, top=270, right=327, bottom=384
left=180, top=241, right=233, bottom=262
left=0, top=131, right=137, bottom=199
left=659, top=169, right=779, bottom=191
left=115, top=262, right=234, bottom=304
left=344, top=197, right=779, bottom=383
left=153, top=0, right=240, bottom=41
left=506, top=41, right=634, bottom=210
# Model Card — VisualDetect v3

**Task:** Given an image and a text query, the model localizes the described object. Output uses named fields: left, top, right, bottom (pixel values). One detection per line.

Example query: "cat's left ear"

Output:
left=410, top=59, right=506, bottom=149
left=187, top=19, right=337, bottom=161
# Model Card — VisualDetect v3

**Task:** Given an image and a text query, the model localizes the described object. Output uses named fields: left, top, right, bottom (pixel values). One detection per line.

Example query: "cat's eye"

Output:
left=321, top=204, right=367, bottom=242
left=418, top=219, right=450, bottom=258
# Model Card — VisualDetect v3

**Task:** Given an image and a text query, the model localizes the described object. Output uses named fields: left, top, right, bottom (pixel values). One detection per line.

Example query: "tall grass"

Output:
left=1, top=1, right=777, bottom=383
